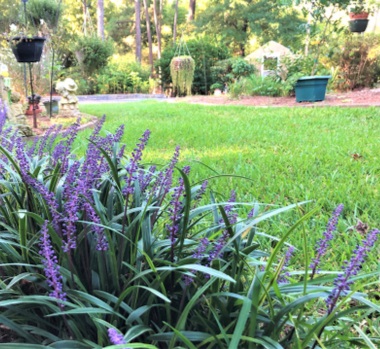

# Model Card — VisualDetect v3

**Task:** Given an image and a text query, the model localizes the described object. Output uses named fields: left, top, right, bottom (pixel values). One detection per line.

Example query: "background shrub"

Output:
left=331, top=34, right=380, bottom=91
left=210, top=57, right=256, bottom=90
left=73, top=36, right=114, bottom=76
left=96, top=55, right=151, bottom=94
left=157, top=36, right=230, bottom=95
left=26, top=0, right=62, bottom=29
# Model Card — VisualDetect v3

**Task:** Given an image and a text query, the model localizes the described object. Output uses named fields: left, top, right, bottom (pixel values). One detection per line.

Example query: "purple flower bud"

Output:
left=194, top=180, right=208, bottom=203
left=123, top=129, right=151, bottom=197
left=278, top=246, right=295, bottom=284
left=152, top=146, right=180, bottom=199
left=107, top=328, right=130, bottom=348
left=113, top=124, right=125, bottom=143
left=138, top=165, right=156, bottom=193
left=83, top=202, right=108, bottom=251
left=207, top=190, right=238, bottom=265
left=326, top=228, right=379, bottom=314
left=310, top=204, right=344, bottom=279
left=247, top=207, right=255, bottom=219
left=0, top=98, right=7, bottom=132
left=21, top=171, right=61, bottom=235
left=39, top=221, right=66, bottom=307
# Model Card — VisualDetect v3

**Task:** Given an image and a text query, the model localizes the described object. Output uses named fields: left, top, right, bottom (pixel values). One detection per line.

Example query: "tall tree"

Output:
left=97, top=0, right=105, bottom=40
left=173, top=0, right=179, bottom=43
left=153, top=0, right=162, bottom=59
left=135, top=0, right=142, bottom=62
left=143, top=0, right=154, bottom=73
left=188, top=0, right=196, bottom=21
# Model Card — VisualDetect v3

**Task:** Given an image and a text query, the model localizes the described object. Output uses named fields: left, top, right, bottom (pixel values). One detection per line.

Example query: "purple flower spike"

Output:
left=0, top=98, right=6, bottom=132
left=326, top=228, right=379, bottom=314
left=113, top=124, right=125, bottom=143
left=278, top=246, right=295, bottom=284
left=247, top=207, right=255, bottom=219
left=207, top=190, right=239, bottom=265
left=309, top=204, right=344, bottom=279
left=108, top=328, right=130, bottom=348
left=83, top=202, right=108, bottom=251
left=194, top=180, right=208, bottom=202
left=123, top=129, right=151, bottom=197
left=39, top=221, right=66, bottom=307
left=193, top=237, right=210, bottom=259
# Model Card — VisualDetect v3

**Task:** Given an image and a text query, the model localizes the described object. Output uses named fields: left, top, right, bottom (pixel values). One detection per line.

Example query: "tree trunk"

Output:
left=83, top=0, right=87, bottom=36
left=188, top=0, right=196, bottom=21
left=239, top=19, right=248, bottom=57
left=135, top=0, right=142, bottom=63
left=97, top=0, right=105, bottom=40
left=153, top=0, right=162, bottom=59
left=173, top=0, right=179, bottom=43
left=143, top=0, right=153, bottom=74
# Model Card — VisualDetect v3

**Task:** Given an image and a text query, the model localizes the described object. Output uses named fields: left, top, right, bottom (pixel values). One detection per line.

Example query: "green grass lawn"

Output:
left=79, top=101, right=380, bottom=263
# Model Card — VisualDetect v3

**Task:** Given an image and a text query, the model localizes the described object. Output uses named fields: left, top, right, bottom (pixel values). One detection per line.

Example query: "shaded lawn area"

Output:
left=79, top=101, right=380, bottom=260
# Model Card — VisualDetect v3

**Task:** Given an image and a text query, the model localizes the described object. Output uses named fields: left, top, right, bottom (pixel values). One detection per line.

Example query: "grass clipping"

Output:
left=170, top=55, right=195, bottom=96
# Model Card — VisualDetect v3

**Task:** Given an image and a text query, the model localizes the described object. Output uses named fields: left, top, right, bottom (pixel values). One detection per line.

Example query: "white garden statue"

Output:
left=56, top=78, right=79, bottom=115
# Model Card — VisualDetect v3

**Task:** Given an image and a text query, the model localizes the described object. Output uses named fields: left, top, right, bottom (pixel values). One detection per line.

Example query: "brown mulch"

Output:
left=25, top=113, right=98, bottom=137
left=170, top=88, right=380, bottom=107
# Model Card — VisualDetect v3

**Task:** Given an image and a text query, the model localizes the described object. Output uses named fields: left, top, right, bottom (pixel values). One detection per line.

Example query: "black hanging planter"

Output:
left=349, top=19, right=369, bottom=33
left=11, top=36, right=46, bottom=63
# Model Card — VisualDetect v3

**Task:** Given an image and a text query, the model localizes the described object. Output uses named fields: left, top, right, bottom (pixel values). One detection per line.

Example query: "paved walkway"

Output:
left=77, top=93, right=167, bottom=104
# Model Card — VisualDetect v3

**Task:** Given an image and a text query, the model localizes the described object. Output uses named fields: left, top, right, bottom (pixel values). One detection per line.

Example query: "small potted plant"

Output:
left=348, top=0, right=370, bottom=32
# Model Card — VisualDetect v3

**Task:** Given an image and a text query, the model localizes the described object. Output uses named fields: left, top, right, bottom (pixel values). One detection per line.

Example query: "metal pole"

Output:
left=28, top=63, right=37, bottom=129
left=22, top=0, right=28, bottom=98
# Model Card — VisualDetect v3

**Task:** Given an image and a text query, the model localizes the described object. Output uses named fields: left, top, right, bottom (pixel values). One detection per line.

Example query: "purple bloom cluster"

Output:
left=208, top=190, right=238, bottom=265
left=152, top=146, right=180, bottom=199
left=326, top=228, right=379, bottom=314
left=83, top=202, right=108, bottom=251
left=0, top=98, right=6, bottom=131
left=166, top=166, right=190, bottom=260
left=123, top=129, right=151, bottom=197
left=247, top=207, right=256, bottom=219
left=107, top=328, right=130, bottom=348
left=184, top=237, right=211, bottom=285
left=61, top=161, right=81, bottom=252
left=310, top=204, right=344, bottom=279
left=39, top=221, right=66, bottom=306
left=278, top=246, right=295, bottom=284
left=21, top=170, right=61, bottom=235
left=0, top=127, right=13, bottom=178
left=138, top=165, right=156, bottom=193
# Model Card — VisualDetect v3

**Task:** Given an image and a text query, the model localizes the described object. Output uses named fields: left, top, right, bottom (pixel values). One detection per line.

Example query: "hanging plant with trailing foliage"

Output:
left=170, top=55, right=195, bottom=96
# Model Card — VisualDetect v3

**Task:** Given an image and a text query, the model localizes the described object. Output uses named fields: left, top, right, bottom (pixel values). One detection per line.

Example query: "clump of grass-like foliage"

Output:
left=0, top=100, right=379, bottom=348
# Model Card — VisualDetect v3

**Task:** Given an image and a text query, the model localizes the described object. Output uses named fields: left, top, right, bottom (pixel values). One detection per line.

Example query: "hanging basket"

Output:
left=349, top=19, right=369, bottom=33
left=11, top=36, right=46, bottom=63
left=349, top=12, right=369, bottom=20
left=170, top=55, right=195, bottom=96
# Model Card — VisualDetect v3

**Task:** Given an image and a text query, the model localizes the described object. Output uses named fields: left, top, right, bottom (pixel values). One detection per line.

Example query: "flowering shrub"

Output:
left=0, top=108, right=379, bottom=348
